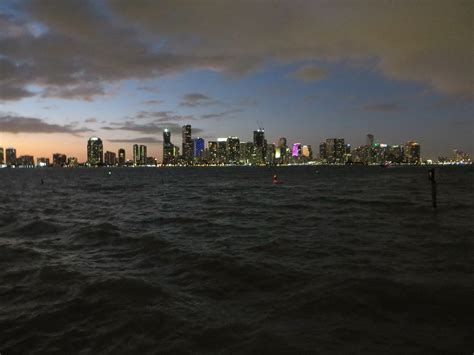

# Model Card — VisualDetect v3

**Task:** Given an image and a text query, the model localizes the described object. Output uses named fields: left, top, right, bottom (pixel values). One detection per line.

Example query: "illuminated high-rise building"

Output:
left=139, top=145, right=147, bottom=165
left=104, top=151, right=117, bottom=166
left=193, top=137, right=205, bottom=157
left=163, top=129, right=174, bottom=165
left=319, top=142, right=327, bottom=160
left=87, top=137, right=103, bottom=166
left=266, top=143, right=275, bottom=165
left=405, top=141, right=420, bottom=164
left=0, top=147, right=4, bottom=165
left=118, top=148, right=126, bottom=166
left=36, top=157, right=50, bottom=167
left=326, top=138, right=345, bottom=164
left=53, top=153, right=67, bottom=167
left=302, top=145, right=312, bottom=159
left=67, top=157, right=78, bottom=167
left=227, top=137, right=240, bottom=164
left=208, top=141, right=217, bottom=164
left=6, top=148, right=17, bottom=167
left=217, top=138, right=227, bottom=164
left=292, top=143, right=302, bottom=157
left=17, top=155, right=34, bottom=167
left=253, top=128, right=266, bottom=163
left=182, top=125, right=193, bottom=161
left=133, top=144, right=140, bottom=166
left=172, top=145, right=180, bottom=159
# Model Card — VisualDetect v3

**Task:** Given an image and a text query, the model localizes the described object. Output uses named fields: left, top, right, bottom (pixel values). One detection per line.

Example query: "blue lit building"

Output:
left=193, top=137, right=205, bottom=157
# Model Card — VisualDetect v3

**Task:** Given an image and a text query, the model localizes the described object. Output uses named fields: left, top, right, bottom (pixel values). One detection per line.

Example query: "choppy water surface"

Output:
left=0, top=166, right=473, bottom=354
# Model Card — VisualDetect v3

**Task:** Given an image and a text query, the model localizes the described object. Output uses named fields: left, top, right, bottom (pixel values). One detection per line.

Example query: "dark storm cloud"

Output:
left=0, top=113, right=92, bottom=134
left=1, top=0, right=472, bottom=101
left=108, top=137, right=162, bottom=144
left=362, top=103, right=401, bottom=113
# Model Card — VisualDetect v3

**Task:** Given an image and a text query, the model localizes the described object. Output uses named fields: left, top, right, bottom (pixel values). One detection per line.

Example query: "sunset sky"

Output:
left=1, top=0, right=473, bottom=161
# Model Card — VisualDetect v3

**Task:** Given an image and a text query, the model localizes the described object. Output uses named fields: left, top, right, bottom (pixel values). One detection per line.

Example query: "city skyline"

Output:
left=2, top=124, right=471, bottom=167
left=1, top=1, right=473, bottom=161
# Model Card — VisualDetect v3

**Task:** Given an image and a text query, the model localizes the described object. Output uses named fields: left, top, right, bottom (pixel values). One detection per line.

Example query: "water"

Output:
left=1, top=166, right=473, bottom=354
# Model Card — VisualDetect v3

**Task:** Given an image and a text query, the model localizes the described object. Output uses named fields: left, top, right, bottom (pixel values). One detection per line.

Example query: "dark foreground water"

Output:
left=0, top=166, right=473, bottom=354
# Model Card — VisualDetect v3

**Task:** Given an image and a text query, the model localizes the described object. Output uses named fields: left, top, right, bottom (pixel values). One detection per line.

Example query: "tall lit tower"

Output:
left=182, top=125, right=193, bottom=161
left=133, top=144, right=140, bottom=166
left=87, top=137, right=103, bottom=166
left=118, top=148, right=126, bottom=166
left=139, top=145, right=147, bottom=165
left=193, top=137, right=205, bottom=157
left=163, top=129, right=173, bottom=165
left=253, top=128, right=266, bottom=164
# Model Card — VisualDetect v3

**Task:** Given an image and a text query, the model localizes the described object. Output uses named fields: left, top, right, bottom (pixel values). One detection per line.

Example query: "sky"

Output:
left=0, top=0, right=473, bottom=162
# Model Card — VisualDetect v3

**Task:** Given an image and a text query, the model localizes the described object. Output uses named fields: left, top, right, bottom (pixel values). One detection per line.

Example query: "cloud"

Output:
left=143, top=99, right=163, bottom=105
left=84, top=117, right=97, bottom=123
left=40, top=83, right=107, bottom=101
left=108, top=137, right=162, bottom=144
left=362, top=103, right=401, bottom=112
left=0, top=113, right=92, bottom=134
left=0, top=84, right=35, bottom=101
left=179, top=93, right=220, bottom=107
left=137, top=86, right=160, bottom=93
left=101, top=121, right=203, bottom=134
left=291, top=65, right=328, bottom=82
left=135, top=111, right=194, bottom=122
left=201, top=109, right=243, bottom=119
left=1, top=0, right=472, bottom=102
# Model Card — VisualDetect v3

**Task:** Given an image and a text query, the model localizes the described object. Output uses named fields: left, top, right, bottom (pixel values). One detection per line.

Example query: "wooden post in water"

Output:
left=428, top=168, right=437, bottom=208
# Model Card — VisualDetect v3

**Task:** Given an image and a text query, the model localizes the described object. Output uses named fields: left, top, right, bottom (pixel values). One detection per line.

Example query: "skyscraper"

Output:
left=163, top=129, right=174, bottom=165
left=253, top=128, right=266, bottom=164
left=0, top=147, right=4, bottom=165
left=139, top=145, right=147, bottom=165
left=302, top=145, right=312, bottom=160
left=87, top=137, right=103, bottom=166
left=17, top=155, right=34, bottom=167
left=118, top=148, right=126, bottom=166
left=208, top=141, right=217, bottom=164
left=133, top=144, right=140, bottom=166
left=182, top=124, right=193, bottom=161
left=292, top=143, right=302, bottom=157
left=405, top=141, right=421, bottom=164
left=67, top=157, right=78, bottom=167
left=193, top=137, right=205, bottom=157
left=105, top=151, right=117, bottom=166
left=217, top=138, right=227, bottom=164
left=326, top=138, right=345, bottom=164
left=36, top=157, right=50, bottom=167
left=6, top=148, right=17, bottom=167
left=319, top=142, right=327, bottom=160
left=227, top=136, right=240, bottom=164
left=53, top=153, right=67, bottom=167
